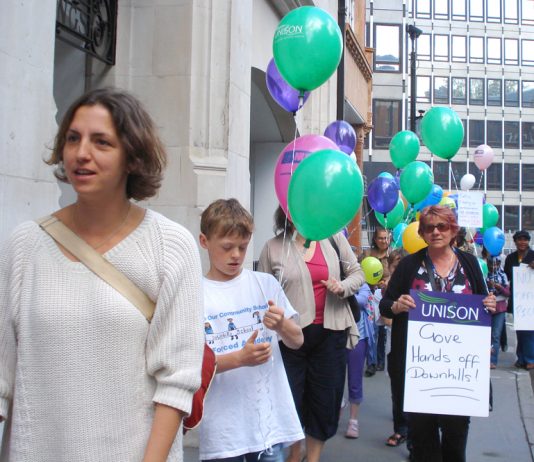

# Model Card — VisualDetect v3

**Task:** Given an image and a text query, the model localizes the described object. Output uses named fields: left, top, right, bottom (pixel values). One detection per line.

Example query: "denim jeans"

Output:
left=491, top=312, right=506, bottom=365
left=202, top=443, right=284, bottom=462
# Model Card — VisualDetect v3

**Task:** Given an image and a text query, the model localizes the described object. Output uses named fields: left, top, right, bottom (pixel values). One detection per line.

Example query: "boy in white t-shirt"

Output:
left=198, top=199, right=304, bottom=462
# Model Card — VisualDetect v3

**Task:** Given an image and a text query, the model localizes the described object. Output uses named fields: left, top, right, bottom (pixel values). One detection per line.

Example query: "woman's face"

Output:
left=62, top=104, right=128, bottom=200
left=420, top=216, right=455, bottom=250
left=375, top=230, right=389, bottom=250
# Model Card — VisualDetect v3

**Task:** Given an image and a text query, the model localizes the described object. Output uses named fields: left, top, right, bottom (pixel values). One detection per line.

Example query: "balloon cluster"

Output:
left=269, top=7, right=364, bottom=242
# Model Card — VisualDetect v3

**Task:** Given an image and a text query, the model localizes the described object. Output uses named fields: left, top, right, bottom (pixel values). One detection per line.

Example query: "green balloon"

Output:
left=273, top=6, right=342, bottom=92
left=482, top=203, right=499, bottom=229
left=375, top=198, right=405, bottom=229
left=420, top=107, right=464, bottom=160
left=400, top=161, right=434, bottom=204
left=478, top=258, right=489, bottom=279
left=288, top=149, right=364, bottom=241
left=389, top=130, right=420, bottom=169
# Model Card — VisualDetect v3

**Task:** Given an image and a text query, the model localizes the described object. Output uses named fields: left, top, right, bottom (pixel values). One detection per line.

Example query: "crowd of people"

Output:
left=0, top=88, right=532, bottom=462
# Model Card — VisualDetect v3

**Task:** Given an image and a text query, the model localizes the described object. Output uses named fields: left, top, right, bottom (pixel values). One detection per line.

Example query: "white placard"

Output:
left=404, top=290, right=491, bottom=417
left=513, top=266, right=534, bottom=330
left=457, top=191, right=484, bottom=228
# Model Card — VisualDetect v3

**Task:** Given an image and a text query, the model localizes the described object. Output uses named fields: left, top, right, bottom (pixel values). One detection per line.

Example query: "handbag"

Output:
left=328, top=236, right=361, bottom=323
left=37, top=215, right=216, bottom=433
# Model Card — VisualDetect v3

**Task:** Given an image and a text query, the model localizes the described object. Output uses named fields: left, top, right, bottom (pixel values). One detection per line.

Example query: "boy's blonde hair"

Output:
left=200, top=199, right=254, bottom=239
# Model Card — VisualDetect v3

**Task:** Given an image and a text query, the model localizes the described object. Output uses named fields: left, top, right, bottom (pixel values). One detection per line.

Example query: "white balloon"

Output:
left=460, top=173, right=476, bottom=191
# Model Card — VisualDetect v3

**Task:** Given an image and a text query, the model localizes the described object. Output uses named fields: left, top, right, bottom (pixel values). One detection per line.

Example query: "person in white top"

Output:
left=198, top=199, right=304, bottom=462
left=0, top=88, right=204, bottom=462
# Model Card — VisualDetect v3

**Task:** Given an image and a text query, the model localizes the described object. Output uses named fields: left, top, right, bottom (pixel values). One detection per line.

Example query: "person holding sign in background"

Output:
left=503, top=230, right=534, bottom=370
left=379, top=205, right=496, bottom=462
left=198, top=199, right=304, bottom=462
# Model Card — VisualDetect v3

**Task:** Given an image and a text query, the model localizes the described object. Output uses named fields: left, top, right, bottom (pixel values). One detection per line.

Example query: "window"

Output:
left=486, top=163, right=501, bottom=190
left=417, top=34, right=431, bottom=60
left=521, top=40, right=534, bottom=66
left=452, top=0, right=467, bottom=19
left=523, top=81, right=534, bottom=108
left=487, top=120, right=502, bottom=146
left=417, top=76, right=431, bottom=102
left=452, top=77, right=467, bottom=104
left=522, top=206, right=534, bottom=230
left=504, top=205, right=519, bottom=231
left=487, top=37, right=502, bottom=64
left=523, top=166, right=534, bottom=191
left=486, top=0, right=502, bottom=22
left=434, top=0, right=449, bottom=19
left=505, top=80, right=519, bottom=106
left=522, top=0, right=534, bottom=25
left=470, top=36, right=484, bottom=63
left=363, top=161, right=397, bottom=181
left=487, top=79, right=502, bottom=106
left=504, top=164, right=519, bottom=190
left=504, top=38, right=519, bottom=65
left=470, top=0, right=484, bottom=21
left=434, top=76, right=449, bottom=103
left=461, top=119, right=468, bottom=146
left=452, top=35, right=467, bottom=62
left=504, top=0, right=518, bottom=23
left=523, top=122, right=534, bottom=149
left=374, top=24, right=401, bottom=72
left=372, top=100, right=402, bottom=148
left=417, top=0, right=432, bottom=18
left=469, top=78, right=484, bottom=105
left=504, top=121, right=519, bottom=148
left=433, top=162, right=469, bottom=188
left=469, top=120, right=485, bottom=147
left=434, top=35, right=450, bottom=61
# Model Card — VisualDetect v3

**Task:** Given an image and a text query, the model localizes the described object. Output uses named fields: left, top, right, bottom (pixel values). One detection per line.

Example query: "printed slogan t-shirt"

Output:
left=199, top=269, right=304, bottom=459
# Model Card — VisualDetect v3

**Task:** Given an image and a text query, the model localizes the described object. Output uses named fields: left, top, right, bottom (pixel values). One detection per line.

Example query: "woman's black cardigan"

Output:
left=379, top=247, right=488, bottom=375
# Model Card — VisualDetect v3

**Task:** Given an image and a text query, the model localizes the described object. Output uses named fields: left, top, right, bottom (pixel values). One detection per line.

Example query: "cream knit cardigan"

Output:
left=258, top=232, right=364, bottom=348
left=0, top=210, right=204, bottom=462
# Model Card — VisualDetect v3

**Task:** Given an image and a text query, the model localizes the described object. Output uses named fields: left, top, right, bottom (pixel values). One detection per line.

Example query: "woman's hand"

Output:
left=320, top=277, right=344, bottom=296
left=392, top=294, right=416, bottom=315
left=482, top=293, right=497, bottom=313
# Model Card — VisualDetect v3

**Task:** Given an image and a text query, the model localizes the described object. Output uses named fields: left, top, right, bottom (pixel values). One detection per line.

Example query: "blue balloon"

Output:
left=324, top=120, right=357, bottom=154
left=473, top=230, right=484, bottom=245
left=378, top=171, right=395, bottom=180
left=367, top=177, right=399, bottom=214
left=414, top=184, right=443, bottom=211
left=393, top=222, right=408, bottom=247
left=266, top=58, right=310, bottom=113
left=483, top=227, right=505, bottom=257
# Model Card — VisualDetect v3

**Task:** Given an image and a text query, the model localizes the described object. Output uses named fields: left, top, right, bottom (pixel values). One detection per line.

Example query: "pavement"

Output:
left=1, top=323, right=532, bottom=462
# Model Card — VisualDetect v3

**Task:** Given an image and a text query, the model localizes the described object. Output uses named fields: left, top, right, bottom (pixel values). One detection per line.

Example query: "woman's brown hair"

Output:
left=46, top=87, right=167, bottom=201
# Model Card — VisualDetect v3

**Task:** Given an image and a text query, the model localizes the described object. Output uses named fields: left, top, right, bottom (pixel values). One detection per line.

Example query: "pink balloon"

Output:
left=473, top=144, right=494, bottom=171
left=274, top=135, right=338, bottom=217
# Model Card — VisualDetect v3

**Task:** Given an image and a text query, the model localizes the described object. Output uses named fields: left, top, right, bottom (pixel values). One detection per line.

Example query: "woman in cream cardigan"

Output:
left=258, top=207, right=364, bottom=462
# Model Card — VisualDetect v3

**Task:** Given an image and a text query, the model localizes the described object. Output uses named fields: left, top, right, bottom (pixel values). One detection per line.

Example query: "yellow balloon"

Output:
left=439, top=197, right=456, bottom=209
left=402, top=221, right=428, bottom=254
left=361, top=256, right=384, bottom=285
left=416, top=211, right=420, bottom=221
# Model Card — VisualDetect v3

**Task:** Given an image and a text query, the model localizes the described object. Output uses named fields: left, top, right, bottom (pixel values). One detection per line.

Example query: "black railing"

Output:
left=56, top=0, right=117, bottom=65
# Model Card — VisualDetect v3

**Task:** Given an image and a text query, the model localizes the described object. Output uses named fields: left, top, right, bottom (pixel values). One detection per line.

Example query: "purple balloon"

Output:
left=266, top=59, right=310, bottom=113
left=324, top=120, right=357, bottom=154
left=367, top=177, right=399, bottom=214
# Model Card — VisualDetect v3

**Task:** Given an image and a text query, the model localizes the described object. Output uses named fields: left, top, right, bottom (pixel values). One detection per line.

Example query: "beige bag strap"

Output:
left=37, top=215, right=156, bottom=322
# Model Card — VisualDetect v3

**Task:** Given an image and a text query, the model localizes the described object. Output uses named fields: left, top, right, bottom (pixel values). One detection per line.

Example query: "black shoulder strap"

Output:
left=328, top=236, right=345, bottom=279
left=423, top=251, right=440, bottom=292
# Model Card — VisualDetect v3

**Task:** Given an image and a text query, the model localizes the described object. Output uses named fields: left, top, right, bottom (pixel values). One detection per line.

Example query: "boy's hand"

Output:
left=239, top=330, right=271, bottom=367
left=262, top=300, right=285, bottom=332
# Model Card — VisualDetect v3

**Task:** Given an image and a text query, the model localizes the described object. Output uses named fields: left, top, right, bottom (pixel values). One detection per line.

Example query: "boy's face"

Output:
left=199, top=232, right=251, bottom=281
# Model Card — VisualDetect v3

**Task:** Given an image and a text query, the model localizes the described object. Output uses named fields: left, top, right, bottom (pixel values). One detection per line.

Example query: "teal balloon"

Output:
left=374, top=198, right=405, bottom=229
left=288, top=149, right=364, bottom=241
left=482, top=203, right=499, bottom=230
left=393, top=222, right=408, bottom=247
left=420, top=107, right=464, bottom=160
left=399, top=161, right=434, bottom=204
left=478, top=258, right=489, bottom=279
left=389, top=130, right=420, bottom=169
left=273, top=6, right=342, bottom=92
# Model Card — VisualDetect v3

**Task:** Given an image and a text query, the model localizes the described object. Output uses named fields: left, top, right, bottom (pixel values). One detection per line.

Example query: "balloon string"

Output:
left=449, top=162, right=460, bottom=192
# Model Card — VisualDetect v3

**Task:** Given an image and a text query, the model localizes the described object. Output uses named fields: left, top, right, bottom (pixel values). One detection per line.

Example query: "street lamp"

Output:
left=407, top=24, right=423, bottom=133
